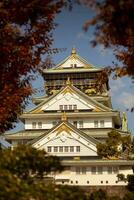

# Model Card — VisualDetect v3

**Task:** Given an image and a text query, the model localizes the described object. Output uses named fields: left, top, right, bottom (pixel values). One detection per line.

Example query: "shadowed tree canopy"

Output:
left=82, top=0, right=134, bottom=79
left=0, top=145, right=63, bottom=181
left=0, top=145, right=88, bottom=200
left=0, top=145, right=132, bottom=200
left=0, top=0, right=72, bottom=133
left=97, top=130, right=133, bottom=159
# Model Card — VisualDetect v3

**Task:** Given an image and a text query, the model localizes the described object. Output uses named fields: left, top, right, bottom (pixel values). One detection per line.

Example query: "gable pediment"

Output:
left=32, top=122, right=98, bottom=157
left=27, top=85, right=111, bottom=114
left=56, top=55, right=90, bottom=69
left=41, top=87, right=95, bottom=112
left=54, top=48, right=96, bottom=70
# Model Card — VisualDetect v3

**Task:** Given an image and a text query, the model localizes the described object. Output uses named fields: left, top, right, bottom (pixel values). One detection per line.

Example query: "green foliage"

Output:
left=97, top=130, right=134, bottom=159
left=0, top=170, right=29, bottom=200
left=54, top=185, right=87, bottom=200
left=121, top=135, right=131, bottom=152
left=0, top=145, right=88, bottom=200
left=106, top=131, right=121, bottom=146
left=109, top=197, right=121, bottom=200
left=117, top=174, right=125, bottom=181
left=88, top=189, right=121, bottom=200
left=123, top=191, right=134, bottom=200
left=0, top=145, right=63, bottom=181
left=97, top=143, right=108, bottom=158
left=130, top=137, right=134, bottom=154
left=97, top=130, right=122, bottom=158
left=127, top=174, right=134, bottom=191
left=89, top=189, right=108, bottom=200
left=0, top=145, right=124, bottom=200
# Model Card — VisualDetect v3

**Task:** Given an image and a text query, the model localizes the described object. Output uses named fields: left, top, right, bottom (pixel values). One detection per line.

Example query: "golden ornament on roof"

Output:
left=66, top=77, right=71, bottom=85
left=61, top=111, right=67, bottom=121
left=71, top=47, right=76, bottom=55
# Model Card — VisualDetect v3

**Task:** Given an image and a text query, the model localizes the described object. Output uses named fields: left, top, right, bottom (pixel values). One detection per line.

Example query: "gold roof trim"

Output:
left=56, top=124, right=71, bottom=135
left=61, top=112, right=67, bottom=121
left=71, top=47, right=76, bottom=55
left=66, top=77, right=72, bottom=86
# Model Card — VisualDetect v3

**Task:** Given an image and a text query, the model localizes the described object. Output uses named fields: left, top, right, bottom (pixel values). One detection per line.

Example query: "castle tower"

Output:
left=42, top=48, right=109, bottom=97
left=5, top=49, right=133, bottom=186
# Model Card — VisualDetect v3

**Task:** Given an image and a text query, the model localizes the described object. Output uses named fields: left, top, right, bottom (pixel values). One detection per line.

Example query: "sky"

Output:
left=8, top=3, right=134, bottom=134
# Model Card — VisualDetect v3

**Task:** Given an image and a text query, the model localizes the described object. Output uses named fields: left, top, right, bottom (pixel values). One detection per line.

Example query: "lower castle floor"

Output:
left=48, top=160, right=133, bottom=186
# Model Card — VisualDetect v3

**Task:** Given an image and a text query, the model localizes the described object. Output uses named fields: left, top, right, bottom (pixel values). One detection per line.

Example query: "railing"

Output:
left=45, top=79, right=97, bottom=87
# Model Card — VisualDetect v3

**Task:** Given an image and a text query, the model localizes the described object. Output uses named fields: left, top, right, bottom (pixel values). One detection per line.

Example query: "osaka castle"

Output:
left=5, top=48, right=134, bottom=186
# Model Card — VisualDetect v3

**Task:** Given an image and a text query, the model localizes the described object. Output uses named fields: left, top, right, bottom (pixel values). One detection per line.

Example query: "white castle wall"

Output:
left=25, top=117, right=113, bottom=130
left=54, top=166, right=133, bottom=186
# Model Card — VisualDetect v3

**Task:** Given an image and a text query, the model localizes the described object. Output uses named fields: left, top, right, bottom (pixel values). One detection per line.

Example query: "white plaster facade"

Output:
left=54, top=165, right=133, bottom=186
left=25, top=117, right=113, bottom=130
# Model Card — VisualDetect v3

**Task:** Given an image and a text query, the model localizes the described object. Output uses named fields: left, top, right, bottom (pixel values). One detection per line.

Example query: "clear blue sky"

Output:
left=9, top=4, right=134, bottom=134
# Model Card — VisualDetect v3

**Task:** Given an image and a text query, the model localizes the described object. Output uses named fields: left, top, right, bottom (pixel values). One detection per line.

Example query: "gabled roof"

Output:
left=24, top=83, right=112, bottom=115
left=55, top=47, right=95, bottom=69
left=42, top=48, right=102, bottom=73
left=31, top=120, right=98, bottom=150
left=4, top=129, right=46, bottom=140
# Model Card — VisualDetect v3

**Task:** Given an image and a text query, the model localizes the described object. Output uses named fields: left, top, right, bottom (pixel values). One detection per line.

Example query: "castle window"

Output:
left=59, top=146, right=63, bottom=152
left=82, top=167, right=86, bottom=174
left=76, top=167, right=80, bottom=174
left=64, top=105, right=68, bottom=110
left=98, top=167, right=103, bottom=174
left=73, top=121, right=77, bottom=127
left=38, top=122, right=42, bottom=129
left=70, top=64, right=77, bottom=68
left=76, top=146, right=80, bottom=152
left=69, top=105, right=72, bottom=110
left=108, top=167, right=112, bottom=174
left=113, top=167, right=119, bottom=174
left=70, top=146, right=74, bottom=152
left=76, top=181, right=78, bottom=184
left=71, top=64, right=73, bottom=68
left=32, top=122, right=36, bottom=129
left=73, top=105, right=77, bottom=110
left=87, top=181, right=89, bottom=184
left=76, top=167, right=86, bottom=174
left=59, top=105, right=63, bottom=110
left=79, top=121, right=83, bottom=128
left=52, top=121, right=57, bottom=127
left=65, top=146, right=69, bottom=152
left=59, top=104, right=77, bottom=111
left=47, top=146, right=52, bottom=152
left=54, top=147, right=58, bottom=152
left=94, top=121, right=98, bottom=128
left=100, top=120, right=104, bottom=128
left=91, top=167, right=96, bottom=174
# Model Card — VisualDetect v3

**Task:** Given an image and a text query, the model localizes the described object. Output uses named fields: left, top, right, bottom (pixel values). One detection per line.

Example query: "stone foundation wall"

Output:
left=81, top=186, right=127, bottom=198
